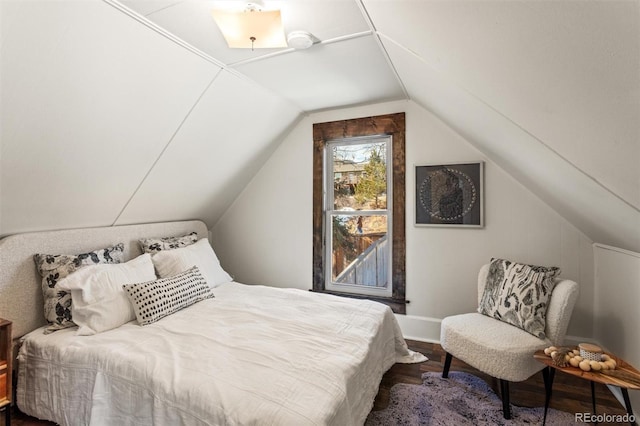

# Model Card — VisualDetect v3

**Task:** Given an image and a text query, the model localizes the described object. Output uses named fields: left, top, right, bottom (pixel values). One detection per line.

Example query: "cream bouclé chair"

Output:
left=440, top=263, right=579, bottom=419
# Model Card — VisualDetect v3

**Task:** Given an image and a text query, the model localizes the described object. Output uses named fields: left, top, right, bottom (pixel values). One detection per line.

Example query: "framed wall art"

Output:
left=415, top=161, right=484, bottom=227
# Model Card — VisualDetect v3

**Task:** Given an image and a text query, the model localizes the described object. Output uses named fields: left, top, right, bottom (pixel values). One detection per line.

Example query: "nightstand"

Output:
left=535, top=349, right=640, bottom=426
left=0, top=319, right=11, bottom=426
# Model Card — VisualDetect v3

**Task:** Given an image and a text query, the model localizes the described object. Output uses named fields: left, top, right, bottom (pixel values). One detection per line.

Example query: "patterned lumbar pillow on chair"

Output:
left=478, top=258, right=560, bottom=338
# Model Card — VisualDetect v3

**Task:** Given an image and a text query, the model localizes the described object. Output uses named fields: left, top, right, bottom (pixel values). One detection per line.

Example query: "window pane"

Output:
left=333, top=142, right=387, bottom=211
left=331, top=215, right=388, bottom=288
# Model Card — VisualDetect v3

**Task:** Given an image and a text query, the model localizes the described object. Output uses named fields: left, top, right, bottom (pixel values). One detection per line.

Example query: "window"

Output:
left=312, top=113, right=406, bottom=313
left=326, top=137, right=392, bottom=297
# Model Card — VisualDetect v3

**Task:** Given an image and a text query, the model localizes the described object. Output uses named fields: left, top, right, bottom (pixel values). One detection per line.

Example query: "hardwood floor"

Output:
left=374, top=341, right=631, bottom=424
left=7, top=340, right=631, bottom=425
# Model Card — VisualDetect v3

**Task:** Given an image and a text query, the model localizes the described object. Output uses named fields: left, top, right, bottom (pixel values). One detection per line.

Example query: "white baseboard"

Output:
left=396, top=316, right=593, bottom=349
left=394, top=314, right=442, bottom=343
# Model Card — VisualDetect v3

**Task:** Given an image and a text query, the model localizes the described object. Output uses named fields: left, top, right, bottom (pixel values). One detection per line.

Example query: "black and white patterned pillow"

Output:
left=33, top=243, right=125, bottom=333
left=138, top=232, right=198, bottom=254
left=478, top=258, right=560, bottom=338
left=123, top=266, right=214, bottom=326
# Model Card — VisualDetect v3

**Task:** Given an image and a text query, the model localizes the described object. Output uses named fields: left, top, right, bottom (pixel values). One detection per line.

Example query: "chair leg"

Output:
left=3, top=404, right=9, bottom=426
left=442, top=352, right=453, bottom=378
left=500, top=379, right=511, bottom=419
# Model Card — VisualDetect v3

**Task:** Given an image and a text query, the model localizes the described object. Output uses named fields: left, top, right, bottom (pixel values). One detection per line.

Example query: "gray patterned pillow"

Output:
left=478, top=258, right=560, bottom=338
left=138, top=232, right=198, bottom=254
left=33, top=243, right=125, bottom=333
left=123, top=265, right=214, bottom=326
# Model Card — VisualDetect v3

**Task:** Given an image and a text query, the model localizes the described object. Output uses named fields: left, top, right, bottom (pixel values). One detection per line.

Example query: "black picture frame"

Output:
left=415, top=161, right=484, bottom=227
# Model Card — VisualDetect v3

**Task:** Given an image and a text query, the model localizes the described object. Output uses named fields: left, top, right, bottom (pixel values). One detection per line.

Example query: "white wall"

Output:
left=593, top=244, right=640, bottom=411
left=212, top=100, right=595, bottom=342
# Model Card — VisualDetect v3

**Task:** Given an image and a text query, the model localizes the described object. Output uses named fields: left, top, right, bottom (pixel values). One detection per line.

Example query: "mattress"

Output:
left=17, top=282, right=424, bottom=426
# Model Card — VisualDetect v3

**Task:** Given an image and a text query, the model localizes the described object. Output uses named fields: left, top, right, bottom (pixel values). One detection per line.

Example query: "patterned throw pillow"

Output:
left=478, top=258, right=560, bottom=338
left=123, top=266, right=214, bottom=326
left=138, top=232, right=198, bottom=254
left=33, top=243, right=125, bottom=333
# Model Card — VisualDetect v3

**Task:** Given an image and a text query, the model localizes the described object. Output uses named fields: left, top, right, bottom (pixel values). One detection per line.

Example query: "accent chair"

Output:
left=440, top=261, right=579, bottom=419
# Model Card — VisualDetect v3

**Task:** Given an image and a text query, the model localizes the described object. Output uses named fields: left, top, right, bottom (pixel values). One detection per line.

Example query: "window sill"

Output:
left=310, top=289, right=406, bottom=314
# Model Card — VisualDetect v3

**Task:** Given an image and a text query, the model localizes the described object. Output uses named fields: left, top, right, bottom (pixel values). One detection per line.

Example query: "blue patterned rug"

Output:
left=366, top=371, right=576, bottom=425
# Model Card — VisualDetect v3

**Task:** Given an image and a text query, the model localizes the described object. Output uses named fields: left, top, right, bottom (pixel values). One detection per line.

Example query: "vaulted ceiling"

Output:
left=1, top=0, right=638, bottom=251
left=117, top=0, right=405, bottom=111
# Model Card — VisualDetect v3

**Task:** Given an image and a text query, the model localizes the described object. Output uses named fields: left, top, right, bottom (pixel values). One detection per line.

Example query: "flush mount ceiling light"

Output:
left=287, top=31, right=314, bottom=50
left=211, top=2, right=287, bottom=50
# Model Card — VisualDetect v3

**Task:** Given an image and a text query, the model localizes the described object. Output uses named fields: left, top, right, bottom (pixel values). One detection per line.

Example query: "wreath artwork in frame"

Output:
left=415, top=162, right=484, bottom=227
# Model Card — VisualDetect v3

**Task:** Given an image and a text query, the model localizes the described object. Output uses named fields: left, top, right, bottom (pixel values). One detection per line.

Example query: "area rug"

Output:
left=365, top=371, right=576, bottom=425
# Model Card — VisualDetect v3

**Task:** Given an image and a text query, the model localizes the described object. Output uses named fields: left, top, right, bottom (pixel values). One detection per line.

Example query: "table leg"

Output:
left=542, top=367, right=555, bottom=426
left=591, top=381, right=597, bottom=423
left=621, top=388, right=637, bottom=426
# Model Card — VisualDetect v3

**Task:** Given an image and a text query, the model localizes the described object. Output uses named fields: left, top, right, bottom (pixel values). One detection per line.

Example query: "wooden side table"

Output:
left=534, top=349, right=640, bottom=425
left=0, top=319, right=11, bottom=426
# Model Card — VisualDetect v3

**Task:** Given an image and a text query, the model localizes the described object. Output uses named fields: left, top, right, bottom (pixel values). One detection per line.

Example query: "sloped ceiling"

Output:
left=1, top=0, right=638, bottom=251
left=0, top=0, right=301, bottom=235
left=364, top=0, right=640, bottom=251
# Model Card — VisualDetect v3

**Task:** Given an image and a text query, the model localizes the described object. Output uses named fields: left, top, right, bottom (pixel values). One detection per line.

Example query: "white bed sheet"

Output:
left=17, top=282, right=424, bottom=426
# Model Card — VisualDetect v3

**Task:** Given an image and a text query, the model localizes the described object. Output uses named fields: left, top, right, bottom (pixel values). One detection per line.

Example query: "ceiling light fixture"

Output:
left=287, top=31, right=314, bottom=50
left=211, top=2, right=287, bottom=50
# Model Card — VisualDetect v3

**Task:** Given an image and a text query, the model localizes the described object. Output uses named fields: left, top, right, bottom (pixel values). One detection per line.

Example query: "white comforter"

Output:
left=17, top=282, right=424, bottom=426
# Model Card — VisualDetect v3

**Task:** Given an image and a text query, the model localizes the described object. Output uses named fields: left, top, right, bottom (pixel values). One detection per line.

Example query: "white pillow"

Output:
left=57, top=253, right=156, bottom=335
left=151, top=238, right=232, bottom=288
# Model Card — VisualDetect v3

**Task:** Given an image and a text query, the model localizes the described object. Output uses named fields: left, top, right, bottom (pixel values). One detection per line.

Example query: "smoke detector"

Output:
left=287, top=31, right=314, bottom=50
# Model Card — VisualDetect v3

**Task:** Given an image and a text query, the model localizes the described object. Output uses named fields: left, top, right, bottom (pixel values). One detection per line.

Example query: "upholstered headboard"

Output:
left=0, top=220, right=209, bottom=341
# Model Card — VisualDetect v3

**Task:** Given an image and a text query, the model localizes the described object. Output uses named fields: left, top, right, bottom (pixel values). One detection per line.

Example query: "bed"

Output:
left=0, top=220, right=425, bottom=425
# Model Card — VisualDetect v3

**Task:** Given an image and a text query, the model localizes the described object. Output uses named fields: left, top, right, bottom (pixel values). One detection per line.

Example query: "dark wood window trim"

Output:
left=312, top=113, right=406, bottom=314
